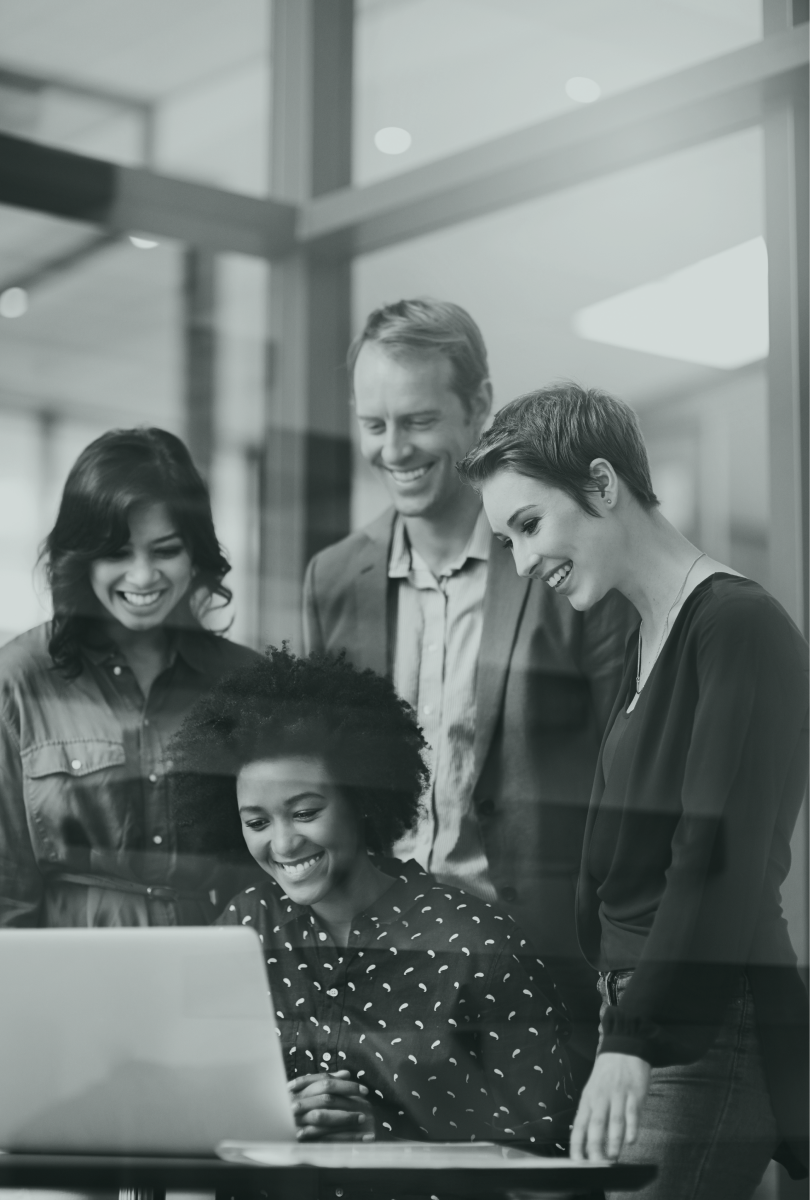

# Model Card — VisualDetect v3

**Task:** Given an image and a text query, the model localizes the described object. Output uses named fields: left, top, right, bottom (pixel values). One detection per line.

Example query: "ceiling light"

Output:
left=566, top=77, right=601, bottom=103
left=129, top=235, right=158, bottom=249
left=374, top=127, right=412, bottom=155
left=0, top=287, right=27, bottom=318
left=573, top=237, right=769, bottom=370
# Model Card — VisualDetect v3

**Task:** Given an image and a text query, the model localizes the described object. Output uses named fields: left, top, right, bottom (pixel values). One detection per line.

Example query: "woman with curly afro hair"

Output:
left=170, top=646, right=574, bottom=1150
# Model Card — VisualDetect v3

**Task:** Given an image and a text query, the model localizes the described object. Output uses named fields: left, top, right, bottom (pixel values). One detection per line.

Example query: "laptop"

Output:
left=0, top=925, right=296, bottom=1155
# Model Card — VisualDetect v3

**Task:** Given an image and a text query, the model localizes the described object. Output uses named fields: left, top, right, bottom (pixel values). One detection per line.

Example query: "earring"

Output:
left=605, top=498, right=612, bottom=506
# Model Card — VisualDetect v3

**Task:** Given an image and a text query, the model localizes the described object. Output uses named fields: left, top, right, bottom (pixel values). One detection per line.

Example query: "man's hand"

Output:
left=569, top=1053, right=650, bottom=1162
left=288, top=1070, right=376, bottom=1142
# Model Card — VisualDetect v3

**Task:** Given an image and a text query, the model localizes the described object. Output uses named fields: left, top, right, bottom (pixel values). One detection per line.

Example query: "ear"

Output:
left=469, top=379, right=493, bottom=430
left=589, top=457, right=620, bottom=510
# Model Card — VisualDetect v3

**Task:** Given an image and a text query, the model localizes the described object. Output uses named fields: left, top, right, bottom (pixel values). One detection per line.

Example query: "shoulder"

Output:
left=418, top=875, right=521, bottom=950
left=0, top=624, right=56, bottom=688
left=692, top=576, right=806, bottom=652
left=306, top=510, right=395, bottom=592
left=218, top=879, right=288, bottom=926
left=182, top=631, right=261, bottom=680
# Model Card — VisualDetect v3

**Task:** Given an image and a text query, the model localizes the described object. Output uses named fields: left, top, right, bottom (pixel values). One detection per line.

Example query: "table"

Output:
left=0, top=1152, right=656, bottom=1199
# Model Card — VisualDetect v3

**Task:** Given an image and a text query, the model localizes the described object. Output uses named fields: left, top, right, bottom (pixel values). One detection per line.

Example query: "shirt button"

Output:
left=321, top=1052, right=331, bottom=1062
left=112, top=666, right=122, bottom=677
left=427, top=643, right=438, bottom=652
left=327, top=988, right=338, bottom=997
left=500, top=886, right=518, bottom=903
left=152, top=835, right=163, bottom=845
left=143, top=718, right=150, bottom=727
left=148, top=773, right=158, bottom=784
left=70, top=759, right=82, bottom=771
left=423, top=704, right=433, bottom=715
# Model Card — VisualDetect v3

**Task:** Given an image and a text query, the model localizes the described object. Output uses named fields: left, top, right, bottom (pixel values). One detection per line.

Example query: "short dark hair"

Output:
left=347, top=298, right=489, bottom=413
left=169, top=646, right=429, bottom=860
left=42, top=427, right=232, bottom=677
left=458, top=383, right=658, bottom=514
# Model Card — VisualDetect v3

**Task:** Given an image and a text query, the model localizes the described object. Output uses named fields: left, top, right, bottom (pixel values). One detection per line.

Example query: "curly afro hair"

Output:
left=169, top=645, right=429, bottom=860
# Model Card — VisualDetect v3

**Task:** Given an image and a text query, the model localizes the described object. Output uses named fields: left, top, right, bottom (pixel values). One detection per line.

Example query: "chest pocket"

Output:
left=21, top=740, right=128, bottom=857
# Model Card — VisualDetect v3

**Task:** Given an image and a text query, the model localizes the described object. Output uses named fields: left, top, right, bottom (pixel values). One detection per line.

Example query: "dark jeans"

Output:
left=597, top=971, right=778, bottom=1200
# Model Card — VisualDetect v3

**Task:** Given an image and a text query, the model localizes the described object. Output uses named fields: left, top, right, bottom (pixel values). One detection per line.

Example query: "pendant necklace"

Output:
left=636, top=551, right=706, bottom=696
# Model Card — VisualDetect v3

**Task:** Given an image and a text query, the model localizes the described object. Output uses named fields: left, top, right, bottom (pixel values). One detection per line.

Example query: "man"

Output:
left=303, top=298, right=634, bottom=1080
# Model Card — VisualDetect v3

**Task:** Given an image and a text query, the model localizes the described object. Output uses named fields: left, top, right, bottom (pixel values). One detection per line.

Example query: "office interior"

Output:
left=0, top=1, right=807, bottom=1193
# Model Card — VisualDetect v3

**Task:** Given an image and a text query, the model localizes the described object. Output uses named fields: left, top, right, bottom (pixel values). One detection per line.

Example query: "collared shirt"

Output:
left=389, top=508, right=496, bottom=901
left=218, top=858, right=574, bottom=1148
left=0, top=621, right=257, bottom=927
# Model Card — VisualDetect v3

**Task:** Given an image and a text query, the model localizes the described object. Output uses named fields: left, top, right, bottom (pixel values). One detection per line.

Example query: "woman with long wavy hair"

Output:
left=0, top=427, right=257, bottom=928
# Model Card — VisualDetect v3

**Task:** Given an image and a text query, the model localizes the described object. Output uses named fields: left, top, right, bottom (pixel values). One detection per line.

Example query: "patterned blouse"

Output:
left=218, top=858, right=575, bottom=1150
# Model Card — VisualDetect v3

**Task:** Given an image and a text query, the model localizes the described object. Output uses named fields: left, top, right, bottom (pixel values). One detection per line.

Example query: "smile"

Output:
left=273, top=851, right=325, bottom=880
left=544, top=562, right=573, bottom=590
left=387, top=464, right=432, bottom=484
left=118, top=590, right=165, bottom=607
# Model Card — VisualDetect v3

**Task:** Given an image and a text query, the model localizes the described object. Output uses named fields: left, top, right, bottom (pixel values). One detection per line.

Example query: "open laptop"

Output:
left=0, top=925, right=296, bottom=1155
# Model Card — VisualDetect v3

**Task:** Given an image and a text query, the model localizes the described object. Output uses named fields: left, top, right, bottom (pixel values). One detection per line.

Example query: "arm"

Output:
left=0, top=705, right=44, bottom=926
left=477, top=933, right=576, bottom=1151
left=302, top=555, right=324, bottom=656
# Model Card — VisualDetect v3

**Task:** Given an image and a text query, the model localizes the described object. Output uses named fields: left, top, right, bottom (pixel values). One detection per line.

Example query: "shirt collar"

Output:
left=261, top=857, right=436, bottom=930
left=79, top=626, right=218, bottom=675
left=388, top=507, right=491, bottom=581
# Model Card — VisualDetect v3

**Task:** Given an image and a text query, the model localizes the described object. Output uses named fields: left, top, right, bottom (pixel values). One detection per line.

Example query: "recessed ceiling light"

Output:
left=129, top=235, right=159, bottom=249
left=566, top=77, right=601, bottom=104
left=573, top=237, right=769, bottom=370
left=0, top=287, right=27, bottom=318
left=374, top=127, right=412, bottom=155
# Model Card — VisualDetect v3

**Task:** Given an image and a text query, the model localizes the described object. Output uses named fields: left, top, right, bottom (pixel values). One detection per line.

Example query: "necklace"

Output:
left=636, top=551, right=707, bottom=695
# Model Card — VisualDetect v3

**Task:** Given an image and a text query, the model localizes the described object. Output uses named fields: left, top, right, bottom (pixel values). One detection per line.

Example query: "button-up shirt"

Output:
left=0, top=621, right=257, bottom=927
left=390, top=509, right=495, bottom=900
left=219, top=858, right=574, bottom=1149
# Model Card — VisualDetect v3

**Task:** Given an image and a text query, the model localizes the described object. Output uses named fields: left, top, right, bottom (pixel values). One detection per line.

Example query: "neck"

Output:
left=403, top=488, right=482, bottom=575
left=103, top=621, right=172, bottom=669
left=614, top=508, right=705, bottom=635
left=311, top=856, right=395, bottom=946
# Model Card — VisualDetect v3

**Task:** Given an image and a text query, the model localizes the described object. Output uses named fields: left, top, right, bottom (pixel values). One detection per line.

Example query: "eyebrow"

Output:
left=238, top=791, right=325, bottom=814
left=150, top=532, right=183, bottom=545
left=506, top=504, right=538, bottom=529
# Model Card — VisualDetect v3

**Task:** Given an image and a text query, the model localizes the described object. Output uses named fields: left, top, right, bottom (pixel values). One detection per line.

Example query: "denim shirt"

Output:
left=0, top=622, right=258, bottom=927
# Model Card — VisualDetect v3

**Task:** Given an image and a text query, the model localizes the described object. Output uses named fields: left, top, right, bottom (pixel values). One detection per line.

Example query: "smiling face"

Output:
left=353, top=341, right=490, bottom=520
left=88, top=501, right=194, bottom=632
left=237, top=755, right=367, bottom=910
left=481, top=469, right=617, bottom=611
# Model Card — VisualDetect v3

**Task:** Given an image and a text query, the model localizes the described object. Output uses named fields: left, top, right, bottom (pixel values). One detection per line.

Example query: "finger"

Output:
left=585, top=1106, right=609, bottom=1162
left=294, top=1075, right=369, bottom=1100
left=605, top=1096, right=626, bottom=1161
left=288, top=1074, right=322, bottom=1093
left=625, top=1091, right=641, bottom=1146
left=298, top=1107, right=368, bottom=1129
left=569, top=1103, right=588, bottom=1160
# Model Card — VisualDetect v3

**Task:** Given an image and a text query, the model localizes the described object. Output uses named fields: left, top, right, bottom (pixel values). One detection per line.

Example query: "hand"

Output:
left=288, top=1070, right=376, bottom=1142
left=569, top=1053, right=650, bottom=1162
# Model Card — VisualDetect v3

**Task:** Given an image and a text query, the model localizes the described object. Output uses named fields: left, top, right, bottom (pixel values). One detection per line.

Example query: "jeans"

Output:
left=597, top=970, right=778, bottom=1200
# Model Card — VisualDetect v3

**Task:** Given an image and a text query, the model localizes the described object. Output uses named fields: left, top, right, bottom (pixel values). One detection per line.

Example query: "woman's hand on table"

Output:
left=289, top=1070, right=376, bottom=1141
left=569, top=1052, right=650, bottom=1162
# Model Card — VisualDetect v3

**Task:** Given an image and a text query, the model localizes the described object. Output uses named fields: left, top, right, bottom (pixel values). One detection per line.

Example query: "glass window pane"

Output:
left=354, top=0, right=762, bottom=185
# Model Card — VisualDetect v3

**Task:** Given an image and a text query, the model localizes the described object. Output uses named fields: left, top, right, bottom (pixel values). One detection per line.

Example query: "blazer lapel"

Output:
left=353, top=509, right=395, bottom=678
left=473, top=540, right=531, bottom=785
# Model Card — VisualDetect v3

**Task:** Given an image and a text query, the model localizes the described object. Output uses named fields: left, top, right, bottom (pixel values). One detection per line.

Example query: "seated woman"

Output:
left=170, top=647, right=574, bottom=1148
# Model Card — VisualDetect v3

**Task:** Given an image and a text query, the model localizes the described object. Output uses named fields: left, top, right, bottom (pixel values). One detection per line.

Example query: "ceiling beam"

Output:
left=298, top=25, right=809, bottom=257
left=0, top=133, right=298, bottom=259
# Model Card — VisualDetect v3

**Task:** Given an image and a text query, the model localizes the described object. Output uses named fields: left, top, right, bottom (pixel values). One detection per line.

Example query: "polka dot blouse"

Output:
left=218, top=858, right=574, bottom=1150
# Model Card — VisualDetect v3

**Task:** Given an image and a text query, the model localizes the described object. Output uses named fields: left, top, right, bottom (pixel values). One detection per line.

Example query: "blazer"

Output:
left=303, top=509, right=636, bottom=1032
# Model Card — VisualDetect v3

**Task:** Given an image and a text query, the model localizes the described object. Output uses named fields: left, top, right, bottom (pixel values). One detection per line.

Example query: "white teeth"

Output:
left=277, top=853, right=324, bottom=878
left=390, top=465, right=430, bottom=483
left=122, top=591, right=162, bottom=607
left=546, top=562, right=573, bottom=589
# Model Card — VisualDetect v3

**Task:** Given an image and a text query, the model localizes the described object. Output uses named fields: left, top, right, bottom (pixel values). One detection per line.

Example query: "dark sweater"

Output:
left=577, top=575, right=809, bottom=1175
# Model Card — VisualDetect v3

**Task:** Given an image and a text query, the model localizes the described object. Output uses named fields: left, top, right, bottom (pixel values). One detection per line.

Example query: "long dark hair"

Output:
left=42, top=427, right=232, bottom=677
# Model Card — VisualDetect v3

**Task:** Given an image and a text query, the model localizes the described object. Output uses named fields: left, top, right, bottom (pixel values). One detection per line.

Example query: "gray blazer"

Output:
left=303, top=508, right=636, bottom=1035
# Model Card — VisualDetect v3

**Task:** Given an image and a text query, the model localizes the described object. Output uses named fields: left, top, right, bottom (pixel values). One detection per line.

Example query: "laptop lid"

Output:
left=0, top=926, right=296, bottom=1155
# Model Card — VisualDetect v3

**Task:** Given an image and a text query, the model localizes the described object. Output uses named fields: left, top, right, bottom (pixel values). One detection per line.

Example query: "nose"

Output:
left=379, top=424, right=413, bottom=467
left=514, top=546, right=541, bottom=579
left=271, top=820, right=307, bottom=861
left=124, top=552, right=161, bottom=589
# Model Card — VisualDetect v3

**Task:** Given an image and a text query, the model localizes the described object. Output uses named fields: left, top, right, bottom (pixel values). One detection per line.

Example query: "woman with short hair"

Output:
left=0, top=427, right=257, bottom=927
left=170, top=646, right=574, bottom=1147
left=459, top=383, right=809, bottom=1199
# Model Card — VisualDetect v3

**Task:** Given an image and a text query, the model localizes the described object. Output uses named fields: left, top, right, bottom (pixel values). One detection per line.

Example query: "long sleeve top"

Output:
left=577, top=574, right=809, bottom=1173
left=218, top=858, right=575, bottom=1150
left=0, top=622, right=258, bottom=927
